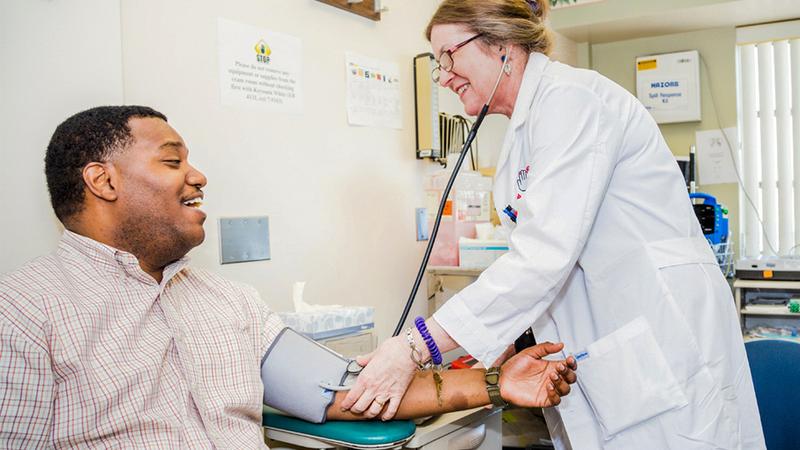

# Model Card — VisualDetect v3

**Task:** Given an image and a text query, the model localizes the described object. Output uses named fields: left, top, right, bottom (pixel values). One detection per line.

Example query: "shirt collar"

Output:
left=59, top=229, right=190, bottom=286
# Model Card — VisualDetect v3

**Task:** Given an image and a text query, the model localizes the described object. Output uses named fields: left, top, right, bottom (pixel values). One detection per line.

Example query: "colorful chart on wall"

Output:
left=345, top=52, right=402, bottom=129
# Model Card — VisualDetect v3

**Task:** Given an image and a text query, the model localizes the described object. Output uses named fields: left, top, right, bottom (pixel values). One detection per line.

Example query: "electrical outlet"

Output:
left=416, top=208, right=429, bottom=241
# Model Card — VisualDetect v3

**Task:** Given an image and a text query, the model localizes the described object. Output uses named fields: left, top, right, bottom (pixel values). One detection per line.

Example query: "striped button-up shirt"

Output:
left=0, top=230, right=284, bottom=449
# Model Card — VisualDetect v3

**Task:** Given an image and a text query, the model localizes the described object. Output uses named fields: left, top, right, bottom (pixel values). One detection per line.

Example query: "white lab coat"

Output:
left=433, top=53, right=766, bottom=449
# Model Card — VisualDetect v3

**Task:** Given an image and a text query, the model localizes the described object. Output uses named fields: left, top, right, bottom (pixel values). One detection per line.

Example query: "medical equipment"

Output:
left=261, top=327, right=362, bottom=423
left=690, top=193, right=728, bottom=246
left=690, top=192, right=734, bottom=277
left=414, top=53, right=441, bottom=160
left=414, top=52, right=481, bottom=167
left=394, top=52, right=509, bottom=336
left=736, top=257, right=800, bottom=281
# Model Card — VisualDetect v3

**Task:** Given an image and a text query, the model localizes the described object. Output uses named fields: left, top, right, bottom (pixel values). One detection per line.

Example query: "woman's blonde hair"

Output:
left=425, top=0, right=551, bottom=55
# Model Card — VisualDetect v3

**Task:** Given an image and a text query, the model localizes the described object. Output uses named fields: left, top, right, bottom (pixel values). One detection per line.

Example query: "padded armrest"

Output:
left=263, top=408, right=416, bottom=446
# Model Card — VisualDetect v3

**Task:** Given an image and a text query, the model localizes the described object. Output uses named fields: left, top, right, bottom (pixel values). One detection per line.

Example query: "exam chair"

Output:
left=263, top=407, right=415, bottom=450
left=263, top=406, right=502, bottom=450
left=745, top=338, right=800, bottom=450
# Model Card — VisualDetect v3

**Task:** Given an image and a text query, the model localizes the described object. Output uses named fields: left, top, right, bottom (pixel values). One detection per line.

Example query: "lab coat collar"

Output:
left=494, top=52, right=549, bottom=175
left=508, top=52, right=550, bottom=132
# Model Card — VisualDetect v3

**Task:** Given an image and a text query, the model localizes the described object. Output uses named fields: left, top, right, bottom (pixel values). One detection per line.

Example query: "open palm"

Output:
left=498, top=342, right=577, bottom=408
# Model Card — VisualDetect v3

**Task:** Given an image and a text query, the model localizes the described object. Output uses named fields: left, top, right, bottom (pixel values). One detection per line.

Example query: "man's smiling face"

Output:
left=109, top=117, right=208, bottom=264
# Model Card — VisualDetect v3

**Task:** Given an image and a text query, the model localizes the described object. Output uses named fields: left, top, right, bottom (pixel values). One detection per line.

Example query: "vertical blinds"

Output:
left=736, top=21, right=800, bottom=258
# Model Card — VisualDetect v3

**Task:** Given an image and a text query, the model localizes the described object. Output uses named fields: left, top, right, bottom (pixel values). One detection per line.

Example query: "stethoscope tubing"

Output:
left=392, top=54, right=508, bottom=337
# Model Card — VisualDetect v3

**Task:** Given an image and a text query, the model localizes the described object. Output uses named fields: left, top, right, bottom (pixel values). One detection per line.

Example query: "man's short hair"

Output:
left=45, top=105, right=167, bottom=223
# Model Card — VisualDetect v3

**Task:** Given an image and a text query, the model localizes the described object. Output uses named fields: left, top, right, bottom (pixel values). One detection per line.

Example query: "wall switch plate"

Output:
left=219, top=216, right=270, bottom=264
left=415, top=208, right=429, bottom=241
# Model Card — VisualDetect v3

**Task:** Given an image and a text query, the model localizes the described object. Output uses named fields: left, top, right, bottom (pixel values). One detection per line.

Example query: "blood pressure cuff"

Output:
left=261, top=327, right=356, bottom=423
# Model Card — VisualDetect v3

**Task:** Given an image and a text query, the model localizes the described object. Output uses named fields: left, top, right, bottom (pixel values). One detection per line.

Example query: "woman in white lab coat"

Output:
left=342, top=1, right=765, bottom=448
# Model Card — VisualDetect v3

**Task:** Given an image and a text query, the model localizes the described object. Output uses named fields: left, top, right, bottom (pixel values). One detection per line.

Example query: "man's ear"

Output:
left=82, top=162, right=118, bottom=202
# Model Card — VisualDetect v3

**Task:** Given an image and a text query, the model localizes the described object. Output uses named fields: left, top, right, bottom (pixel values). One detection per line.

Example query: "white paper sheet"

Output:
left=217, top=18, right=303, bottom=113
left=696, top=127, right=739, bottom=185
left=345, top=52, right=401, bottom=129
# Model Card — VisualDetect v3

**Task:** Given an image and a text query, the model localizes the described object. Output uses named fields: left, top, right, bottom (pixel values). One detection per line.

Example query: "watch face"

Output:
left=486, top=372, right=500, bottom=384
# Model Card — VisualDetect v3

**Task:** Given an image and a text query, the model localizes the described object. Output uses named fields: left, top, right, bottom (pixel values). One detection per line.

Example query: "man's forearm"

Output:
left=327, top=369, right=490, bottom=420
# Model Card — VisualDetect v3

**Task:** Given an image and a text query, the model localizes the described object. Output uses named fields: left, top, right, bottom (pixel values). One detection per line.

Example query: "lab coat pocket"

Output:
left=576, top=316, right=688, bottom=438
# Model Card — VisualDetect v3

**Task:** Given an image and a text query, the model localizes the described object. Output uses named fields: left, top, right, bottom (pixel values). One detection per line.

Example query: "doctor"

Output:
left=343, top=0, right=766, bottom=448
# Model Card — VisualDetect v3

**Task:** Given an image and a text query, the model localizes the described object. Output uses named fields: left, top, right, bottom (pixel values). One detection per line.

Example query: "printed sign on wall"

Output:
left=636, top=50, right=701, bottom=124
left=345, top=52, right=402, bottom=129
left=550, top=0, right=605, bottom=9
left=696, top=127, right=739, bottom=185
left=217, top=18, right=303, bottom=113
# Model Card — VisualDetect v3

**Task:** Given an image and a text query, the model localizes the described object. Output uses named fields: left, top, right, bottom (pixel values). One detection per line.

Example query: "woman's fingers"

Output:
left=341, top=335, right=417, bottom=420
left=380, top=396, right=402, bottom=421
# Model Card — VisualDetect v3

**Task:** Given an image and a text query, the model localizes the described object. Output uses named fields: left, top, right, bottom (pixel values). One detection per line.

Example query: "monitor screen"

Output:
left=676, top=156, right=691, bottom=187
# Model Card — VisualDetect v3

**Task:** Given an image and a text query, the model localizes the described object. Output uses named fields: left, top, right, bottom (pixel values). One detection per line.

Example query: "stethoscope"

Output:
left=392, top=50, right=511, bottom=336
left=318, top=54, right=511, bottom=392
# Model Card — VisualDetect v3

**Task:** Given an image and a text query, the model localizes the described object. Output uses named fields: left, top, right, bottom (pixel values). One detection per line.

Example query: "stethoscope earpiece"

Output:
left=501, top=49, right=511, bottom=74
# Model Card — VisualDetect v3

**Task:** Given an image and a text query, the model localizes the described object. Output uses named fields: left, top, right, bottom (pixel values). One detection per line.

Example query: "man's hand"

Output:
left=499, top=342, right=577, bottom=408
left=341, top=334, right=417, bottom=420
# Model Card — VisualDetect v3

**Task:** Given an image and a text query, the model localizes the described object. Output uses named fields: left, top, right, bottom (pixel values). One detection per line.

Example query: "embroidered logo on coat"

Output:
left=516, top=165, right=530, bottom=192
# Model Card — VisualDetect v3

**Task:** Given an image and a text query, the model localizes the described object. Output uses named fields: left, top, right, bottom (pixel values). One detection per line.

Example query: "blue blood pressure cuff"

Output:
left=261, top=327, right=360, bottom=423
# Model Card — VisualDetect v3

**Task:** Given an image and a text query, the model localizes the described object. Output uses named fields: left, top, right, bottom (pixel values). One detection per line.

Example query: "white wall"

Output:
left=0, top=0, right=124, bottom=274
left=116, top=0, right=452, bottom=338
left=0, top=0, right=576, bottom=340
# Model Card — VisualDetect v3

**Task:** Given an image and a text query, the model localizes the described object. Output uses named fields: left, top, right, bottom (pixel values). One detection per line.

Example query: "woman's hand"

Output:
left=499, top=342, right=577, bottom=408
left=341, top=334, right=418, bottom=420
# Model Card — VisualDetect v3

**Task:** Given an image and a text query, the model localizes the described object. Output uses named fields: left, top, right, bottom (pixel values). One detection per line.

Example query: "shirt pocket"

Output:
left=576, top=316, right=688, bottom=438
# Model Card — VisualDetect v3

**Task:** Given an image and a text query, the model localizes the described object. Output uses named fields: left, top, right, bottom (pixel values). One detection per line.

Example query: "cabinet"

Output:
left=426, top=266, right=483, bottom=316
left=733, top=278, right=800, bottom=330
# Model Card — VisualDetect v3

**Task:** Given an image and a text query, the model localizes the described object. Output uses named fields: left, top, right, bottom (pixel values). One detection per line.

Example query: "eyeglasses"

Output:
left=431, top=34, right=483, bottom=83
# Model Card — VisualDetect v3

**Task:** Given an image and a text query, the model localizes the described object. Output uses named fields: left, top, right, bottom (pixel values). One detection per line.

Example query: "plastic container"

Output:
left=424, top=168, right=493, bottom=266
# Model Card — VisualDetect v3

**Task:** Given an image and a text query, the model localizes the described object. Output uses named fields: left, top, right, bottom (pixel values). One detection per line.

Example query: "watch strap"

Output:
left=485, top=366, right=508, bottom=408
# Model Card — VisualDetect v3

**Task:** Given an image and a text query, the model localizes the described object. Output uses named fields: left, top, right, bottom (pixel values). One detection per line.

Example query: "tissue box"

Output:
left=459, top=238, right=509, bottom=269
left=278, top=306, right=374, bottom=340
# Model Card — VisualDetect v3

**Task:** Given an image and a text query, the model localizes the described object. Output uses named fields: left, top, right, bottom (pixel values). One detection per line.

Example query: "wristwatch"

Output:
left=485, top=366, right=509, bottom=408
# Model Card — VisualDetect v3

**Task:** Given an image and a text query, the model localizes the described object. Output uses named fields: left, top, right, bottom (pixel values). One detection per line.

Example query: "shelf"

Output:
left=426, top=266, right=484, bottom=277
left=741, top=305, right=800, bottom=317
left=315, top=0, right=380, bottom=21
left=733, top=279, right=800, bottom=290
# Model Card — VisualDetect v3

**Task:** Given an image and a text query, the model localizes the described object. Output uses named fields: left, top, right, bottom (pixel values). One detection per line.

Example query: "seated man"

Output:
left=0, top=106, right=576, bottom=449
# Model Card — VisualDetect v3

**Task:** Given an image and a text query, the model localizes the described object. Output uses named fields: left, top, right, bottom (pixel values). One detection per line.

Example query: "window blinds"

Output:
left=736, top=21, right=800, bottom=257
